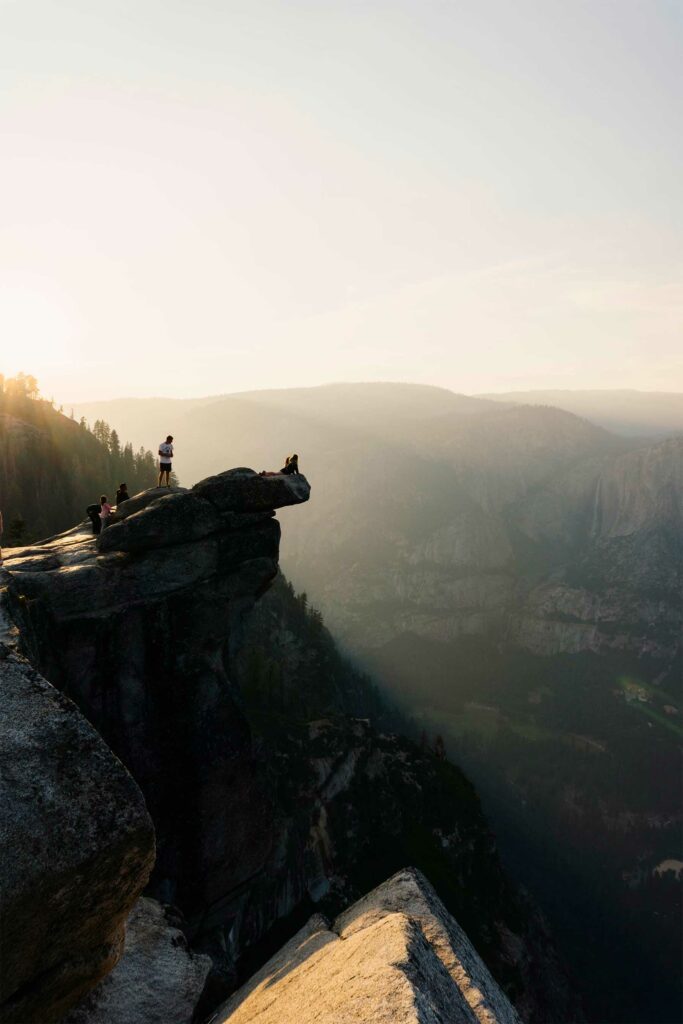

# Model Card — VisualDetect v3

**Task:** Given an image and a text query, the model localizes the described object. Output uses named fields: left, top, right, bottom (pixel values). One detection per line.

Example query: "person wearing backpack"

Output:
left=86, top=502, right=102, bottom=535
left=158, top=435, right=174, bottom=487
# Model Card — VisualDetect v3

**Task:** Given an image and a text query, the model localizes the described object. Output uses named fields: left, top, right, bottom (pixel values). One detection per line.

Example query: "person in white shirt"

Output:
left=158, top=435, right=174, bottom=487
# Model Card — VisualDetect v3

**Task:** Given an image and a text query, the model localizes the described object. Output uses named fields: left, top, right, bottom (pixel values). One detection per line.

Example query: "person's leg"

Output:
left=158, top=467, right=164, bottom=487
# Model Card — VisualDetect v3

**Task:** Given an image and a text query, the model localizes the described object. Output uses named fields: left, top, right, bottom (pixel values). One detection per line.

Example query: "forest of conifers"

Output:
left=0, top=373, right=158, bottom=544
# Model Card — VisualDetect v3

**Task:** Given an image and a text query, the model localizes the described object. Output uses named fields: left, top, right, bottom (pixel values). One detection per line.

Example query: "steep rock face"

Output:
left=230, top=578, right=582, bottom=1023
left=218, top=868, right=521, bottom=1024
left=3, top=469, right=310, bottom=958
left=0, top=614, right=155, bottom=1024
left=280, top=435, right=681, bottom=663
left=63, top=898, right=211, bottom=1024
left=1, top=467, right=575, bottom=1021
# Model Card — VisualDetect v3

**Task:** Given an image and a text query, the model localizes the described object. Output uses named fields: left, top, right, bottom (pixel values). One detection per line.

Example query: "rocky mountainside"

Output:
left=1, top=467, right=578, bottom=1023
left=4, top=471, right=310, bottom=941
left=0, top=610, right=155, bottom=1024
left=218, top=868, right=522, bottom=1024
left=232, top=577, right=580, bottom=1023
left=65, top=383, right=683, bottom=1018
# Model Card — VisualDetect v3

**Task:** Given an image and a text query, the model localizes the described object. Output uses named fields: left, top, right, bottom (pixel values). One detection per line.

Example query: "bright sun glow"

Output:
left=0, top=282, right=76, bottom=377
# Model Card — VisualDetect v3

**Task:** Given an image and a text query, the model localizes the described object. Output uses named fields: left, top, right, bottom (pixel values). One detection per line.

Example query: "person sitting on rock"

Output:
left=280, top=453, right=300, bottom=475
left=99, top=495, right=112, bottom=531
left=259, top=453, right=301, bottom=476
left=158, top=435, right=174, bottom=487
left=116, top=482, right=130, bottom=506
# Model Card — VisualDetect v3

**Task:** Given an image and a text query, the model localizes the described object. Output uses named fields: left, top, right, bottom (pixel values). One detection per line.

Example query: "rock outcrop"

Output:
left=0, top=618, right=155, bottom=1024
left=217, top=868, right=521, bottom=1024
left=2, top=469, right=311, bottom=984
left=231, top=581, right=583, bottom=1023
left=63, top=898, right=211, bottom=1024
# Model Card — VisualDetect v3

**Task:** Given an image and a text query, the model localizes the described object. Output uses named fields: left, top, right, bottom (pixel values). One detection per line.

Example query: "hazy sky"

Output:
left=2, top=0, right=681, bottom=402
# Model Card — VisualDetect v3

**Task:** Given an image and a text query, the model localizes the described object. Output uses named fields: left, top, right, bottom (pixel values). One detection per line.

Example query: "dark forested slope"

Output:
left=0, top=375, right=158, bottom=542
left=232, top=575, right=582, bottom=1023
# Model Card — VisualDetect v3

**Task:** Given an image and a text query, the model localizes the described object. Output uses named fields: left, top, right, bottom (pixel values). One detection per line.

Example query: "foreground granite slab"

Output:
left=63, top=898, right=211, bottom=1024
left=0, top=622, right=155, bottom=1024
left=217, top=867, right=522, bottom=1024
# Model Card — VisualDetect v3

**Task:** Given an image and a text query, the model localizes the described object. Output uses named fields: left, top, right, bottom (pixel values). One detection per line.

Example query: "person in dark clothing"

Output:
left=87, top=503, right=102, bottom=535
left=280, top=453, right=300, bottom=475
left=116, top=483, right=130, bottom=506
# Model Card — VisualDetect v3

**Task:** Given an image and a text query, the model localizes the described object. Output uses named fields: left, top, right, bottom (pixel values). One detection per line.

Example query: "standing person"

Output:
left=87, top=502, right=102, bottom=535
left=99, top=495, right=112, bottom=531
left=158, top=435, right=174, bottom=487
left=116, top=482, right=130, bottom=506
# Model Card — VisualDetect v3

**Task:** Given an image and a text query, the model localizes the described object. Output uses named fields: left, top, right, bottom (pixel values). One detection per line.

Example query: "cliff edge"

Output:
left=0, top=613, right=155, bottom=1023
left=3, top=469, right=311, bottom=943
left=218, top=868, right=521, bottom=1024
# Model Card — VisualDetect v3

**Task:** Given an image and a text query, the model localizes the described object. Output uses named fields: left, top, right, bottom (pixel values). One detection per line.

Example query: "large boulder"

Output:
left=98, top=491, right=275, bottom=554
left=216, top=868, right=521, bottom=1024
left=0, top=642, right=155, bottom=1024
left=63, top=898, right=211, bottom=1024
left=192, top=467, right=311, bottom=512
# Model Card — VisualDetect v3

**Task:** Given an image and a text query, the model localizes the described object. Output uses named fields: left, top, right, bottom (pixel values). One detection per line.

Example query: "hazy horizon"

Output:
left=59, top=380, right=682, bottom=406
left=2, top=0, right=681, bottom=405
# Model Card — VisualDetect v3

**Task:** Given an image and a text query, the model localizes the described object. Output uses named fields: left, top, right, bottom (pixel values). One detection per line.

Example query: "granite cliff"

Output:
left=4, top=470, right=310, bottom=947
left=218, top=868, right=522, bottom=1024
left=0, top=466, right=577, bottom=1022
left=0, top=609, right=155, bottom=1023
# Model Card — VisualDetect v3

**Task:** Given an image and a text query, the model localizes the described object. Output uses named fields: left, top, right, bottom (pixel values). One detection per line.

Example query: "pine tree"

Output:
left=109, top=429, right=121, bottom=461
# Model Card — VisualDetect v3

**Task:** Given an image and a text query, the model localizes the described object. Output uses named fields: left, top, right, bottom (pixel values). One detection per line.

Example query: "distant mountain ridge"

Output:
left=72, top=383, right=682, bottom=459
left=478, top=388, right=683, bottom=437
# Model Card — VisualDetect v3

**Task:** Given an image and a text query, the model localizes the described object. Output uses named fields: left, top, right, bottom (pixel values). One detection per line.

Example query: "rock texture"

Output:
left=2, top=469, right=311, bottom=980
left=0, top=609, right=155, bottom=1024
left=1, top=466, right=573, bottom=1022
left=231, top=581, right=581, bottom=1023
left=63, top=898, right=211, bottom=1024
left=218, top=868, right=521, bottom=1024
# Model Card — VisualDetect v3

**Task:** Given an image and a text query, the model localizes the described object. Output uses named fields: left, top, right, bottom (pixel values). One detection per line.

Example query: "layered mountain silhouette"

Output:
left=478, top=388, right=683, bottom=437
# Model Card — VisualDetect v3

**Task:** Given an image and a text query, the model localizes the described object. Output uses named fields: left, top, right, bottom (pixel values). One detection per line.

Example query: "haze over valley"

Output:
left=69, top=382, right=683, bottom=1021
left=3, top=1, right=682, bottom=1021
